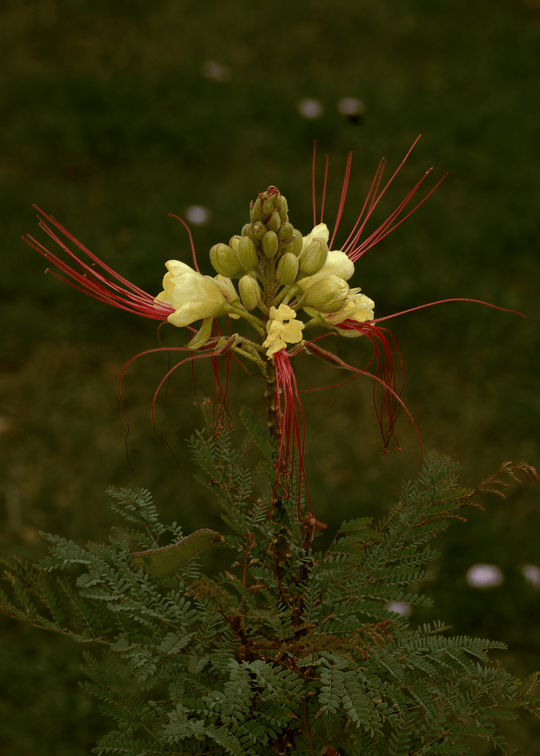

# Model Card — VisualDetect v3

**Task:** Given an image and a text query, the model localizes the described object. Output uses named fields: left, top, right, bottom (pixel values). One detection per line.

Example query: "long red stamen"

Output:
left=168, top=213, right=200, bottom=272
left=318, top=135, right=446, bottom=261
left=23, top=207, right=173, bottom=321
left=329, top=151, right=353, bottom=250
left=372, top=298, right=527, bottom=323
left=336, top=157, right=386, bottom=254
left=273, top=351, right=311, bottom=518
left=301, top=328, right=421, bottom=456
left=345, top=170, right=447, bottom=262
left=118, top=341, right=234, bottom=445
left=312, top=141, right=318, bottom=228
left=319, top=154, right=330, bottom=224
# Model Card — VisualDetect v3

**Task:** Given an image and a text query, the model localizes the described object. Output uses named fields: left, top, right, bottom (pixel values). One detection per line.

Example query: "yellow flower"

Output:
left=296, top=273, right=350, bottom=313
left=301, top=223, right=330, bottom=251
left=262, top=304, right=305, bottom=358
left=326, top=292, right=375, bottom=326
left=156, top=260, right=226, bottom=328
left=316, top=250, right=355, bottom=281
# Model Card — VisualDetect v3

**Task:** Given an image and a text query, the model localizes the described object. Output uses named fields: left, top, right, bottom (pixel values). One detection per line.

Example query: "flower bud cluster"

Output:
left=209, top=186, right=306, bottom=279
left=158, top=187, right=375, bottom=356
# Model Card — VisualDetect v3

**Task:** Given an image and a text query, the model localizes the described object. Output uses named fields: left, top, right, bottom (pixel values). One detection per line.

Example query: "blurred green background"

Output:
left=1, top=0, right=539, bottom=752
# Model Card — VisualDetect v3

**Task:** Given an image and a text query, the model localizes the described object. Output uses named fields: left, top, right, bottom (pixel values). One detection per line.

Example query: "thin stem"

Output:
left=226, top=303, right=266, bottom=337
left=273, top=283, right=296, bottom=308
left=265, top=363, right=280, bottom=443
left=302, top=698, right=316, bottom=756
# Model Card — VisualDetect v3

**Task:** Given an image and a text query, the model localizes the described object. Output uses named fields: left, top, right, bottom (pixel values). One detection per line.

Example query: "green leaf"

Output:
left=132, top=529, right=223, bottom=577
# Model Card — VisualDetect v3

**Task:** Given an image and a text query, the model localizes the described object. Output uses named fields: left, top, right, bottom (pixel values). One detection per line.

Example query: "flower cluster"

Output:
left=25, top=142, right=520, bottom=516
left=154, top=185, right=378, bottom=360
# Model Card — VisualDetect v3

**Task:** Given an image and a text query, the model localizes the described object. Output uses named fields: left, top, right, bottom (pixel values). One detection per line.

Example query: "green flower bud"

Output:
left=239, top=274, right=262, bottom=310
left=213, top=274, right=239, bottom=303
left=298, top=239, right=328, bottom=276
left=276, top=194, right=288, bottom=220
left=283, top=230, right=304, bottom=257
left=229, top=234, right=242, bottom=252
left=266, top=210, right=281, bottom=233
left=276, top=252, right=299, bottom=285
left=252, top=220, right=267, bottom=241
left=298, top=273, right=349, bottom=313
left=237, top=236, right=259, bottom=271
left=209, top=243, right=242, bottom=277
left=261, top=230, right=279, bottom=258
left=262, top=186, right=280, bottom=217
left=250, top=197, right=264, bottom=222
left=241, top=223, right=252, bottom=236
left=278, top=222, right=294, bottom=243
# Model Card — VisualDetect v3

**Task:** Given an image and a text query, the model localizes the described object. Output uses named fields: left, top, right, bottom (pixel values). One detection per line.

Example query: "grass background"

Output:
left=1, top=0, right=539, bottom=752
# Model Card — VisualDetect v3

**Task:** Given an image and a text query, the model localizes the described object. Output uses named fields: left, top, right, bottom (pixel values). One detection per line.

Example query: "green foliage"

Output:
left=1, top=422, right=539, bottom=754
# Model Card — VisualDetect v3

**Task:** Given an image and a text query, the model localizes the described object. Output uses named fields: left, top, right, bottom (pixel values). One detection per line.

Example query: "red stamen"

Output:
left=345, top=170, right=447, bottom=261
left=23, top=207, right=174, bottom=321
left=272, top=351, right=311, bottom=518
left=300, top=327, right=421, bottom=457
left=118, top=341, right=234, bottom=446
left=168, top=213, right=201, bottom=272
left=319, top=154, right=330, bottom=224
left=329, top=151, right=353, bottom=250
left=317, top=135, right=446, bottom=260
left=312, top=140, right=318, bottom=228
left=372, top=298, right=527, bottom=324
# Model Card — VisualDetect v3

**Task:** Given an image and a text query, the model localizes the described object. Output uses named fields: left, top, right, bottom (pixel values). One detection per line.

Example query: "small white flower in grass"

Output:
left=466, top=564, right=504, bottom=589
left=298, top=98, right=323, bottom=119
left=337, top=97, right=365, bottom=119
left=185, top=205, right=210, bottom=226
left=201, top=60, right=231, bottom=82
left=338, top=97, right=366, bottom=123
left=522, top=564, right=540, bottom=587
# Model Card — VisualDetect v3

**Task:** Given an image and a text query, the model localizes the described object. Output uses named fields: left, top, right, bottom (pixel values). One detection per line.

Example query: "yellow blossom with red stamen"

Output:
left=25, top=140, right=524, bottom=520
left=156, top=260, right=227, bottom=328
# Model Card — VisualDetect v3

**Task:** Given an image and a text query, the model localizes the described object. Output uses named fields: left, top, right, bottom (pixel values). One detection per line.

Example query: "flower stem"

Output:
left=264, top=358, right=281, bottom=446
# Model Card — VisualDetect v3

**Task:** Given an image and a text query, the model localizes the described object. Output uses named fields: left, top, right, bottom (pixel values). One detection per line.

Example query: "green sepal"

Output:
left=187, top=317, right=214, bottom=349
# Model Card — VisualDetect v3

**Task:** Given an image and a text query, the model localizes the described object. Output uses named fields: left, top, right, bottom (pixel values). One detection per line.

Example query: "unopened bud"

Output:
left=213, top=275, right=239, bottom=303
left=241, top=223, right=252, bottom=236
left=262, top=230, right=279, bottom=258
left=229, top=235, right=242, bottom=253
left=299, top=239, right=328, bottom=276
left=284, top=230, right=304, bottom=257
left=262, top=186, right=280, bottom=217
left=278, top=222, right=294, bottom=244
left=237, top=236, right=259, bottom=271
left=250, top=197, right=264, bottom=222
left=298, top=274, right=349, bottom=313
left=266, top=210, right=281, bottom=233
left=209, top=243, right=242, bottom=277
left=252, top=220, right=267, bottom=241
left=276, top=194, right=288, bottom=220
left=276, top=252, right=299, bottom=285
left=239, top=274, right=262, bottom=310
